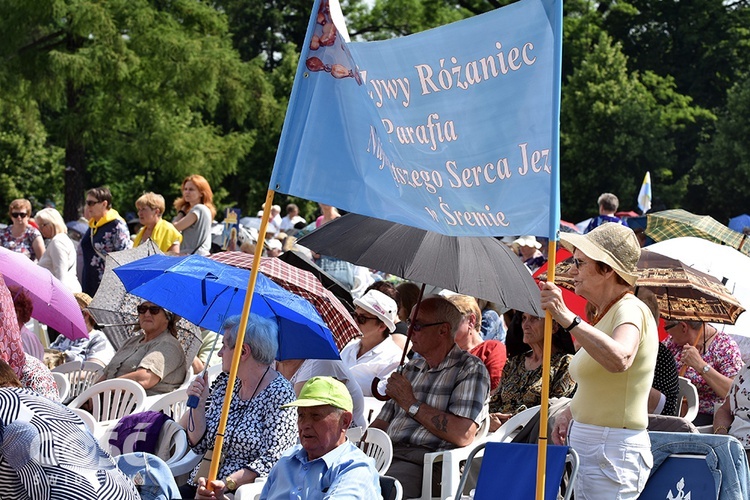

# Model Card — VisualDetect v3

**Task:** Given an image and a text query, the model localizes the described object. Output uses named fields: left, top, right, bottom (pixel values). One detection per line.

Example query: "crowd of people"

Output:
left=2, top=186, right=749, bottom=499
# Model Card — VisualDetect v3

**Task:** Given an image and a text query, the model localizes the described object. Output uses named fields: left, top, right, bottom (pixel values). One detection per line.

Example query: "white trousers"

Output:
left=568, top=421, right=653, bottom=500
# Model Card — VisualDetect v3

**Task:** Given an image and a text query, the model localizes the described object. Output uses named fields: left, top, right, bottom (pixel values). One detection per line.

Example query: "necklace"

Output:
left=591, top=290, right=633, bottom=325
left=246, top=365, right=271, bottom=400
left=702, top=325, right=717, bottom=355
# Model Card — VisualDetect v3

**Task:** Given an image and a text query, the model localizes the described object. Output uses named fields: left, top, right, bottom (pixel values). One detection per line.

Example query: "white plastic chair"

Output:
left=69, top=407, right=98, bottom=434
left=52, top=360, right=105, bottom=404
left=363, top=396, right=386, bottom=424
left=178, top=365, right=195, bottom=390
left=677, top=376, right=700, bottom=423
left=52, top=372, right=70, bottom=403
left=147, top=388, right=190, bottom=421
left=99, top=418, right=189, bottom=466
left=418, top=408, right=539, bottom=500
left=234, top=477, right=268, bottom=500
left=345, top=427, right=393, bottom=474
left=68, top=379, right=147, bottom=422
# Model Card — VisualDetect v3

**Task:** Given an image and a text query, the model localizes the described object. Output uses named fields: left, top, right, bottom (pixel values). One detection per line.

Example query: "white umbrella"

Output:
left=646, top=236, right=750, bottom=362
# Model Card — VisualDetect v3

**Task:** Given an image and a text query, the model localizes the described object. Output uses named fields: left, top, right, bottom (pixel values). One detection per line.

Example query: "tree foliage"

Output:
left=693, top=77, right=750, bottom=220
left=560, top=33, right=713, bottom=221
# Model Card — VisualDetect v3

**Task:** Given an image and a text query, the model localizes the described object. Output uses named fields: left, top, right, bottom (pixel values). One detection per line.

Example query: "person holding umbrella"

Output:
left=179, top=314, right=297, bottom=498
left=0, top=198, right=44, bottom=261
left=662, top=320, right=742, bottom=425
left=541, top=223, right=658, bottom=500
left=100, top=301, right=187, bottom=395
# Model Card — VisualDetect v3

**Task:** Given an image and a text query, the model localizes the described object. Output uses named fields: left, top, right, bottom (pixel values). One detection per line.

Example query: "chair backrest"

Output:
left=637, top=454, right=717, bottom=499
left=206, top=363, right=223, bottom=385
left=53, top=360, right=104, bottom=404
left=677, top=376, right=699, bottom=423
left=99, top=417, right=188, bottom=466
left=350, top=427, right=393, bottom=475
left=146, top=388, right=189, bottom=421
left=68, top=379, right=147, bottom=422
left=362, top=396, right=386, bottom=424
left=458, top=442, right=578, bottom=500
left=489, top=405, right=541, bottom=443
left=178, top=365, right=194, bottom=390
left=69, top=406, right=98, bottom=433
left=380, top=475, right=404, bottom=500
left=52, top=372, right=70, bottom=403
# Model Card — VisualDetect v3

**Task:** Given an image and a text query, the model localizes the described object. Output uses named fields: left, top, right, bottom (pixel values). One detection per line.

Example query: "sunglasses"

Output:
left=353, top=312, right=380, bottom=325
left=572, top=257, right=588, bottom=269
left=664, top=322, right=681, bottom=331
left=407, top=319, right=447, bottom=332
left=137, top=304, right=163, bottom=315
left=85, top=200, right=102, bottom=206
left=11, top=212, right=27, bottom=218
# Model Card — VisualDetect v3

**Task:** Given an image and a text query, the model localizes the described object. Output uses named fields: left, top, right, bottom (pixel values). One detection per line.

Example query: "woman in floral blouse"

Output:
left=79, top=187, right=131, bottom=295
left=179, top=314, right=297, bottom=497
left=0, top=199, right=44, bottom=261
left=488, top=313, right=576, bottom=431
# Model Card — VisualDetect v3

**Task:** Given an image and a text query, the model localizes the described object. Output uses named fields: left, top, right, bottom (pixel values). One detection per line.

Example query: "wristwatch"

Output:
left=563, top=316, right=581, bottom=334
left=702, top=364, right=711, bottom=374
left=224, top=477, right=238, bottom=492
left=407, top=402, right=422, bottom=418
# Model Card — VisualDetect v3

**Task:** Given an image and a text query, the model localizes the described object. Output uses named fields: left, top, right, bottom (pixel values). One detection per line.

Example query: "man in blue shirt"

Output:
left=584, top=193, right=628, bottom=234
left=195, top=376, right=381, bottom=499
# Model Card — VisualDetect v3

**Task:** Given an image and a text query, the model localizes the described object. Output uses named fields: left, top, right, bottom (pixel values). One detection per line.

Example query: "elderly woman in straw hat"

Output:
left=540, top=223, right=658, bottom=500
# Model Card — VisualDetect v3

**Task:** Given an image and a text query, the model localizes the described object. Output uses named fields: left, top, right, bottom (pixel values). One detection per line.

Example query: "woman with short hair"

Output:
left=179, top=314, right=297, bottom=497
left=1, top=198, right=44, bottom=261
left=35, top=207, right=81, bottom=293
left=133, top=192, right=182, bottom=253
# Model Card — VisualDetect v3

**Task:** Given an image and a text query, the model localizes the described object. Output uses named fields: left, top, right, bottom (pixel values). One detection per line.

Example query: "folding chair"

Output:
left=454, top=442, right=578, bottom=500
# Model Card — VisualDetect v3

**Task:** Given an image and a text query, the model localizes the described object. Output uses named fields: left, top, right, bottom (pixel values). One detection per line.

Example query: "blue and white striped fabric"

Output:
left=0, top=388, right=140, bottom=500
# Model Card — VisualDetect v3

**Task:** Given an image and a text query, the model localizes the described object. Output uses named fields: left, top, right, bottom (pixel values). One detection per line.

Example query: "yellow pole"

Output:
left=536, top=240, right=557, bottom=499
left=207, top=189, right=276, bottom=490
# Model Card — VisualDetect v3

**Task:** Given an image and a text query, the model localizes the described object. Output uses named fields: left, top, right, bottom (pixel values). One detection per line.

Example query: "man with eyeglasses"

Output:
left=369, top=296, right=490, bottom=498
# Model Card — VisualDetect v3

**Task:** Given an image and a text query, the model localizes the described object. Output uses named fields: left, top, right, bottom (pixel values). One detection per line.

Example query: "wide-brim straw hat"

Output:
left=559, top=223, right=640, bottom=286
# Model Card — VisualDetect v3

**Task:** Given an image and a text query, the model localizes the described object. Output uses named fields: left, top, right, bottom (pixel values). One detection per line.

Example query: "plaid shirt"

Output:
left=377, top=344, right=490, bottom=451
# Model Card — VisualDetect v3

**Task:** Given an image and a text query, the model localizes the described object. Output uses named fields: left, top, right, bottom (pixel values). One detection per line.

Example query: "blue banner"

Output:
left=271, top=0, right=562, bottom=238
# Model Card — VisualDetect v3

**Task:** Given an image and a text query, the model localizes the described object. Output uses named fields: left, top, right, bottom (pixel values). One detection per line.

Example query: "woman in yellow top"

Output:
left=540, top=223, right=657, bottom=500
left=133, top=192, right=182, bottom=253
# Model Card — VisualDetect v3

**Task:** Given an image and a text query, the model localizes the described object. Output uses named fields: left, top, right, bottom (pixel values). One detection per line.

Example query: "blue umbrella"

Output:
left=729, top=214, right=750, bottom=234
left=113, top=254, right=340, bottom=360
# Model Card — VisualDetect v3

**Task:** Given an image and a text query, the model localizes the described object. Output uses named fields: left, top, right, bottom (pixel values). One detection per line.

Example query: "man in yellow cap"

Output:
left=196, top=376, right=380, bottom=499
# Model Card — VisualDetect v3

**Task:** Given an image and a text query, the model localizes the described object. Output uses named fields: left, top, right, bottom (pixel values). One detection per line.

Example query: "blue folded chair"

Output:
left=455, top=442, right=578, bottom=500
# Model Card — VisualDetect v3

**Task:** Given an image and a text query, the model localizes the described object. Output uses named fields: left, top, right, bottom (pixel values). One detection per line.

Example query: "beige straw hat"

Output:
left=559, top=223, right=640, bottom=285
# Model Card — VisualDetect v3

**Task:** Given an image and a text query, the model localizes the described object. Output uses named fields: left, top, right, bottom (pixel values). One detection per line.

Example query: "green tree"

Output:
left=0, top=0, right=264, bottom=220
left=692, top=78, right=750, bottom=220
left=600, top=0, right=750, bottom=111
left=560, top=33, right=713, bottom=221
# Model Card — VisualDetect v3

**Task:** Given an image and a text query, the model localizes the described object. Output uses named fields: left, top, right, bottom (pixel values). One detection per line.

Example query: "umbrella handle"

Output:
left=371, top=377, right=390, bottom=402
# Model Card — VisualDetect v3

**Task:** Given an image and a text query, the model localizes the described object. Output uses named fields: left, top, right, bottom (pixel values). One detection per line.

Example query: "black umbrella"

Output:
left=297, top=213, right=542, bottom=316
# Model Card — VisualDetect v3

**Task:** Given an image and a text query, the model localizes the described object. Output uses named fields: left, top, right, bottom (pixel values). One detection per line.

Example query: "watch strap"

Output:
left=563, top=315, right=581, bottom=333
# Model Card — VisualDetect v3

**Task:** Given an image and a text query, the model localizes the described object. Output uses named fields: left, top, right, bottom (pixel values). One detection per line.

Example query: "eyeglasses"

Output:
left=353, top=313, right=380, bottom=325
left=137, top=304, right=163, bottom=315
left=407, top=319, right=448, bottom=332
left=85, top=200, right=102, bottom=206
left=572, top=257, right=588, bottom=269
left=11, top=212, right=27, bottom=218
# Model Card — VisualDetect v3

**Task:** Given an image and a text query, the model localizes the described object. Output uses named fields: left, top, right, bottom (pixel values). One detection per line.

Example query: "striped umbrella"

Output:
left=646, top=209, right=750, bottom=257
left=210, top=251, right=359, bottom=350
